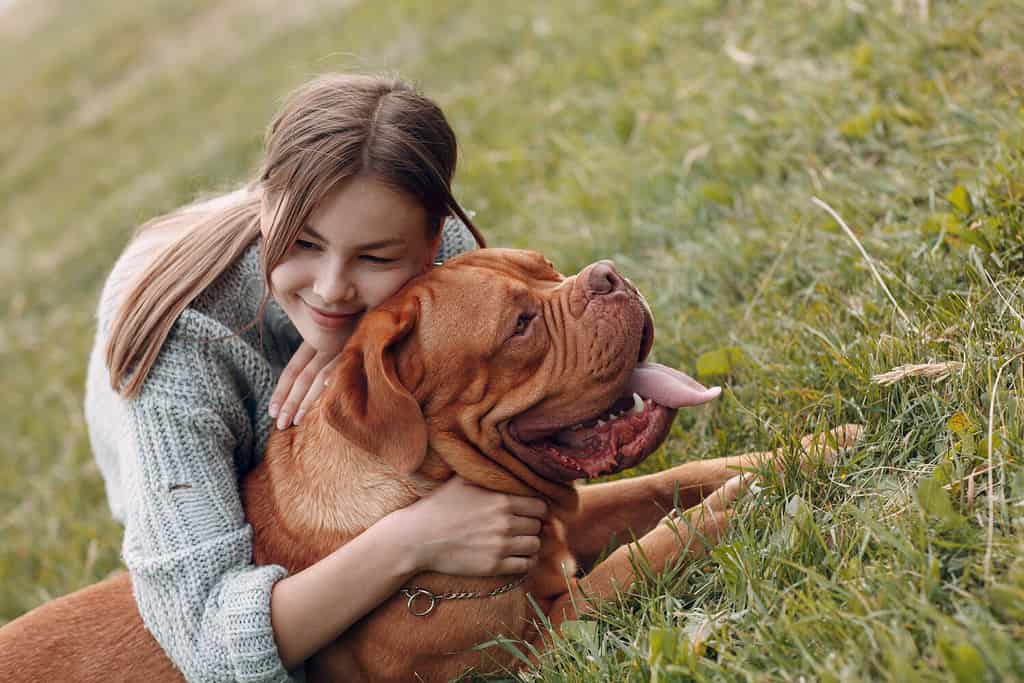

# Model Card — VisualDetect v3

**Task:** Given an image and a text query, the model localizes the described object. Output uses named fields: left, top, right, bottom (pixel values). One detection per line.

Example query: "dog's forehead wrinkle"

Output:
left=451, top=254, right=561, bottom=287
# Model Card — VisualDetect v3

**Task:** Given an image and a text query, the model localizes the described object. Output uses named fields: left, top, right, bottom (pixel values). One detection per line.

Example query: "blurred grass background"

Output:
left=2, top=0, right=1023, bottom=679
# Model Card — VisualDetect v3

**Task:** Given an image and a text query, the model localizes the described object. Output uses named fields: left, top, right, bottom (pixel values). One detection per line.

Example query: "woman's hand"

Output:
left=269, top=341, right=341, bottom=430
left=389, top=476, right=548, bottom=576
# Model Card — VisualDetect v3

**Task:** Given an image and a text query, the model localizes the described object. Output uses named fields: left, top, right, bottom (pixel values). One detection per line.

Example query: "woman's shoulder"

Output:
left=437, top=215, right=479, bottom=262
left=148, top=241, right=293, bottom=385
left=93, top=188, right=297, bottom=397
left=188, top=238, right=266, bottom=332
left=95, top=188, right=259, bottom=327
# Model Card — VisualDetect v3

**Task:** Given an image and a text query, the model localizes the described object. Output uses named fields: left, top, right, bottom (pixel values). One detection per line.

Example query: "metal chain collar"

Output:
left=400, top=575, right=528, bottom=617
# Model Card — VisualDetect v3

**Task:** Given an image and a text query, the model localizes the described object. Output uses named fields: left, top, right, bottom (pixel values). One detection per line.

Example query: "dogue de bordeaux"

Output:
left=0, top=249, right=861, bottom=681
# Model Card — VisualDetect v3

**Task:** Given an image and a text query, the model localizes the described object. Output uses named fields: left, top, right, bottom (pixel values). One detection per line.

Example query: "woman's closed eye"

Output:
left=360, top=254, right=399, bottom=264
left=292, top=240, right=397, bottom=263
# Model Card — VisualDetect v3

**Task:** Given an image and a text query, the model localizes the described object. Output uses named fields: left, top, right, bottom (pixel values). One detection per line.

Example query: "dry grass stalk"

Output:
left=871, top=361, right=964, bottom=385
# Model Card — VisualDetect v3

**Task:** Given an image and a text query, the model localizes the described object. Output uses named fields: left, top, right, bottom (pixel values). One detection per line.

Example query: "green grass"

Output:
left=2, top=0, right=1023, bottom=679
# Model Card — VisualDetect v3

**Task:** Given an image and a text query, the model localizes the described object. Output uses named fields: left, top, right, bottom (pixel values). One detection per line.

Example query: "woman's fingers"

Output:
left=506, top=494, right=548, bottom=520
left=408, top=476, right=551, bottom=576
left=293, top=357, right=340, bottom=425
left=494, top=556, right=536, bottom=575
left=504, top=534, right=542, bottom=556
left=270, top=342, right=316, bottom=420
left=277, top=362, right=322, bottom=429
left=272, top=343, right=341, bottom=429
left=445, top=477, right=547, bottom=519
left=508, top=515, right=543, bottom=536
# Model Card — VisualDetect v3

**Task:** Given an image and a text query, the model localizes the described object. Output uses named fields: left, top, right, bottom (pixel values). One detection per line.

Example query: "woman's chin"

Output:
left=297, top=321, right=355, bottom=355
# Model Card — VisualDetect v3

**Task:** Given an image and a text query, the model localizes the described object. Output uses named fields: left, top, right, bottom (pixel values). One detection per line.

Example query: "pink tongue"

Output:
left=625, top=362, right=721, bottom=408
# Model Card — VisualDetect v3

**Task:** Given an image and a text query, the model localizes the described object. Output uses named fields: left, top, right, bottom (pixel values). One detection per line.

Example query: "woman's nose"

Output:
left=313, top=265, right=356, bottom=304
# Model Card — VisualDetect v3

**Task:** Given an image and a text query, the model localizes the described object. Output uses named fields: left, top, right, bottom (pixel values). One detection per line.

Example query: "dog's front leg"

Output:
left=536, top=473, right=747, bottom=641
left=566, top=424, right=862, bottom=568
left=564, top=452, right=767, bottom=569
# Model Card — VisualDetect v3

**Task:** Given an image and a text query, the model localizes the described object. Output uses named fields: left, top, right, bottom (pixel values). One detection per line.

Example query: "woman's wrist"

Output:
left=376, top=505, right=430, bottom=575
left=270, top=511, right=424, bottom=670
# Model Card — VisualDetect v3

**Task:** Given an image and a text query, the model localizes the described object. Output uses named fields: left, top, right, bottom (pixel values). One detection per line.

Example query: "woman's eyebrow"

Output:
left=301, top=224, right=404, bottom=250
left=301, top=224, right=328, bottom=241
left=355, top=237, right=406, bottom=250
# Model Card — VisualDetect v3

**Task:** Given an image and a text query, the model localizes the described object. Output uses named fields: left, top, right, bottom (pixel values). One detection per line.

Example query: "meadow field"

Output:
left=1, top=0, right=1023, bottom=679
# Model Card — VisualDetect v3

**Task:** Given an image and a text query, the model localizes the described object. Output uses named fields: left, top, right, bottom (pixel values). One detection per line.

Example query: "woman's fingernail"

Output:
left=269, top=403, right=279, bottom=418
left=294, top=410, right=305, bottom=425
left=277, top=414, right=289, bottom=430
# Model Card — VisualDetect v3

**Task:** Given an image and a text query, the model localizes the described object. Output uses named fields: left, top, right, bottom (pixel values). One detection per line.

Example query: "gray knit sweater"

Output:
left=84, top=197, right=477, bottom=682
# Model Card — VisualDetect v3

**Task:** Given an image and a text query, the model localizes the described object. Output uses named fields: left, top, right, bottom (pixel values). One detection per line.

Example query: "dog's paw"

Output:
left=667, top=471, right=754, bottom=527
left=798, top=423, right=863, bottom=469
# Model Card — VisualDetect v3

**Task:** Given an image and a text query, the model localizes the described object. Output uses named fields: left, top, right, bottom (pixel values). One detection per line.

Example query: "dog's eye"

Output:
left=513, top=313, right=534, bottom=336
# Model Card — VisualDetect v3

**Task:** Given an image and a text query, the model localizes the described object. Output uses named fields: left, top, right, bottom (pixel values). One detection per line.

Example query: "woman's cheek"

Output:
left=363, top=278, right=394, bottom=309
left=269, top=260, right=305, bottom=298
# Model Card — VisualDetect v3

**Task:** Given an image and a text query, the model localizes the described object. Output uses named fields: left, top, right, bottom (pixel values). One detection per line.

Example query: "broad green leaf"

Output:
left=921, top=212, right=991, bottom=250
left=931, top=457, right=955, bottom=487
left=696, top=346, right=745, bottom=379
left=947, top=185, right=973, bottom=215
left=697, top=181, right=732, bottom=206
left=978, top=432, right=1003, bottom=459
left=916, top=478, right=963, bottom=527
left=946, top=411, right=975, bottom=435
left=921, top=212, right=962, bottom=236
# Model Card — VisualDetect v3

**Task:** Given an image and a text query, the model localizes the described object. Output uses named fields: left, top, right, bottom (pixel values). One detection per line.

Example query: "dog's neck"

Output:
left=247, top=420, right=439, bottom=573
left=248, top=415, right=581, bottom=578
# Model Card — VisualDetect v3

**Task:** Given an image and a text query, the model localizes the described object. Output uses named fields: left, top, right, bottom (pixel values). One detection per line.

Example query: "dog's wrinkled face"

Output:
left=323, top=249, right=717, bottom=490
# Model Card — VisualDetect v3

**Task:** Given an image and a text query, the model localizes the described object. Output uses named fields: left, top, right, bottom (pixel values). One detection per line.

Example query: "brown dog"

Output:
left=0, top=249, right=861, bottom=681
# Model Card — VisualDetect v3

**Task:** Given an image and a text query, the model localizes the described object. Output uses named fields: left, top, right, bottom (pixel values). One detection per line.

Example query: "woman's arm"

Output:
left=270, top=476, right=547, bottom=669
left=120, top=355, right=288, bottom=680
left=269, top=510, right=418, bottom=670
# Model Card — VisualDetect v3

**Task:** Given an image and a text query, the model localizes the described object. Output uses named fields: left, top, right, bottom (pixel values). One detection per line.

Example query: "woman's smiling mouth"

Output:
left=302, top=298, right=363, bottom=329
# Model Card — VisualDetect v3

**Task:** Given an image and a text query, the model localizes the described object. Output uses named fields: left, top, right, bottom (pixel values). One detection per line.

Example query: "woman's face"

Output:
left=261, top=176, right=440, bottom=355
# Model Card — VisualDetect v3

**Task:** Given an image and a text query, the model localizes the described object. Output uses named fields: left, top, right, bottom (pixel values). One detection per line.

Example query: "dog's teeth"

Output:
left=632, top=392, right=644, bottom=414
left=597, top=419, right=606, bottom=427
left=609, top=411, right=619, bottom=420
left=572, top=424, right=583, bottom=431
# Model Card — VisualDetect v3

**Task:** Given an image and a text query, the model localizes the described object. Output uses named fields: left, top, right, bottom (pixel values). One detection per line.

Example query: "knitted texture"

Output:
left=84, top=214, right=478, bottom=682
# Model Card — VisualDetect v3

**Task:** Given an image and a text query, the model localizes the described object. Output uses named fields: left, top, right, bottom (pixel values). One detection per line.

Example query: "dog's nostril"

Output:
left=587, top=261, right=623, bottom=296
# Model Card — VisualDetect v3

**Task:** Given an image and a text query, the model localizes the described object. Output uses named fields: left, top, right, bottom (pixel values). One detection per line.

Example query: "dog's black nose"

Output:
left=585, top=260, right=625, bottom=297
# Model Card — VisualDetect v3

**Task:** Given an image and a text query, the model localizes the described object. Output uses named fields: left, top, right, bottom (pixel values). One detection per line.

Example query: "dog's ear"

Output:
left=322, top=298, right=426, bottom=475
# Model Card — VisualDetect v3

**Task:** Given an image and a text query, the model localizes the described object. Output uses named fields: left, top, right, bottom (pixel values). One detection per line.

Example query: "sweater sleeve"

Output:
left=119, top=310, right=293, bottom=682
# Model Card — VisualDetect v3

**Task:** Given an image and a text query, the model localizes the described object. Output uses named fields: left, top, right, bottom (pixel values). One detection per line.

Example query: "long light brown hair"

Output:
left=107, top=73, right=484, bottom=398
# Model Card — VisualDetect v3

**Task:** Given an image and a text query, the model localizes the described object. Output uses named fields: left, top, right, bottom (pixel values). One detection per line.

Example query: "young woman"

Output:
left=84, top=73, right=548, bottom=681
